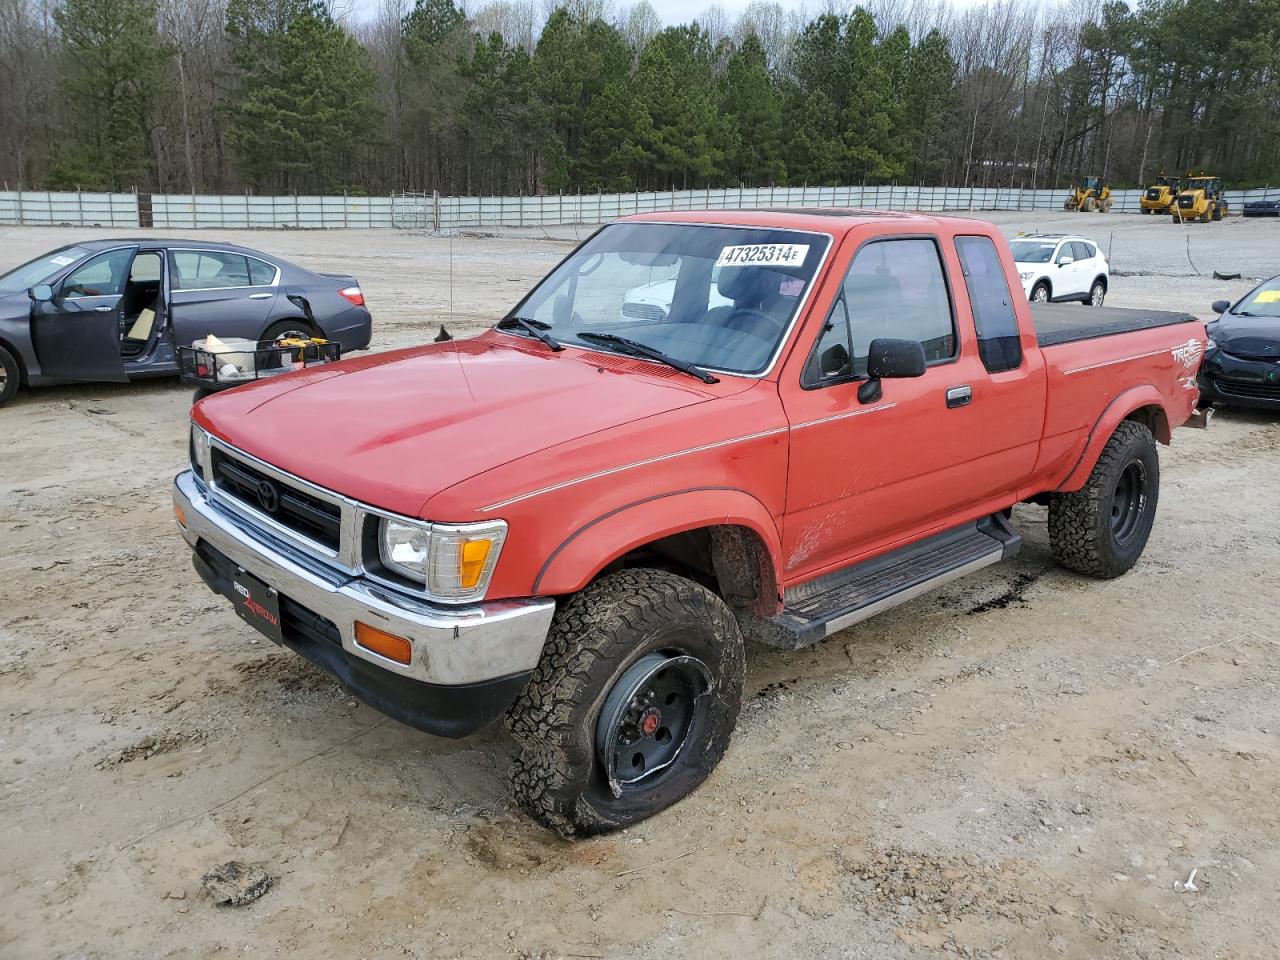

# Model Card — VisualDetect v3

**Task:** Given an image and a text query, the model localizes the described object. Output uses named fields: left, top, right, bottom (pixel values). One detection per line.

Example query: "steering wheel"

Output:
left=722, top=307, right=783, bottom=342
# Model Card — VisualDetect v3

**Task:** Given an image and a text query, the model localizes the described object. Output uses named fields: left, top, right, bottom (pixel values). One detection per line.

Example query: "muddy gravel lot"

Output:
left=2, top=212, right=1279, bottom=959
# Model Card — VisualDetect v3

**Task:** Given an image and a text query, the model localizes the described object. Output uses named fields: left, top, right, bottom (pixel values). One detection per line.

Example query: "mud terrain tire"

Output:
left=1049, top=421, right=1159, bottom=579
left=506, top=569, right=745, bottom=837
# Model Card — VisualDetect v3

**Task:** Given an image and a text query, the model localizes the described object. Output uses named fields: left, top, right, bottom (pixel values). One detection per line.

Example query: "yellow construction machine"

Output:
left=1063, top=176, right=1113, bottom=213
left=1140, top=173, right=1181, bottom=214
left=1173, top=174, right=1228, bottom=222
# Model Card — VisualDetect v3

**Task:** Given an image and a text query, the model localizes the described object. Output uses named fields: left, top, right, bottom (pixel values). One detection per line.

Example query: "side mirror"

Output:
left=1211, top=300, right=1230, bottom=314
left=1056, top=255, right=1074, bottom=267
left=29, top=283, right=53, bottom=302
left=859, top=338, right=927, bottom=404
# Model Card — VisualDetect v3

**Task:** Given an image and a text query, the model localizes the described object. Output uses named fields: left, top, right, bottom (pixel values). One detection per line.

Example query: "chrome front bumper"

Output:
left=173, top=470, right=555, bottom=686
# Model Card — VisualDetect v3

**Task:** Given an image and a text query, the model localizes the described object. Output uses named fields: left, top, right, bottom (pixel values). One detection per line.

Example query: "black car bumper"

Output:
left=1199, top=351, right=1280, bottom=409
left=191, top=537, right=532, bottom=738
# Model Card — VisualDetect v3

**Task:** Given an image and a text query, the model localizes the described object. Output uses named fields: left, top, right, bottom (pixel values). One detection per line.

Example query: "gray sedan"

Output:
left=0, top=239, right=373, bottom=407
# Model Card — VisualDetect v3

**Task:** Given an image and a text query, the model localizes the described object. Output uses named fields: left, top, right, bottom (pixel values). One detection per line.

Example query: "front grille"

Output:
left=621, top=302, right=667, bottom=321
left=1147, top=189, right=1160, bottom=200
left=210, top=448, right=342, bottom=550
left=1210, top=375, right=1280, bottom=400
left=1178, top=195, right=1194, bottom=208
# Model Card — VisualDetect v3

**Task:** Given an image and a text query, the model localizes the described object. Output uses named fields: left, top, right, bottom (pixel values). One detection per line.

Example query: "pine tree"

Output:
left=54, top=0, right=169, bottom=188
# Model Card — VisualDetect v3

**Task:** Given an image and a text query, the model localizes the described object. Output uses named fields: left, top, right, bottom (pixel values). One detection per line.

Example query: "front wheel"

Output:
left=0, top=344, right=20, bottom=408
left=1048, top=421, right=1159, bottom=579
left=506, top=569, right=745, bottom=837
left=1030, top=282, right=1050, bottom=303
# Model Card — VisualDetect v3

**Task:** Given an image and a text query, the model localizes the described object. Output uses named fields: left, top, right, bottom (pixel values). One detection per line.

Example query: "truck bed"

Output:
left=1031, top=303, right=1200, bottom=347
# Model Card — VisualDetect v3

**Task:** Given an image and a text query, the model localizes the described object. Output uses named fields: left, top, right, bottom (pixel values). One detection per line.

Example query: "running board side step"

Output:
left=744, top=513, right=1021, bottom=650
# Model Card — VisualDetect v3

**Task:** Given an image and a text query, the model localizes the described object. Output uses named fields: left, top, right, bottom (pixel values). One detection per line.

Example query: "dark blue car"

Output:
left=1199, top=276, right=1280, bottom=410
left=0, top=239, right=372, bottom=407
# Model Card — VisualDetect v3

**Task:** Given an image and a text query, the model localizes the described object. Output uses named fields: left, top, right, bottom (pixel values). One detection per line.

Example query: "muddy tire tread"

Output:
left=1048, top=420, right=1157, bottom=579
left=506, top=568, right=744, bottom=837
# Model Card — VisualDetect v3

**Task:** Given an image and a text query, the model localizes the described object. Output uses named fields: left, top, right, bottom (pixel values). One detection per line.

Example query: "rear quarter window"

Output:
left=955, top=235, right=1023, bottom=374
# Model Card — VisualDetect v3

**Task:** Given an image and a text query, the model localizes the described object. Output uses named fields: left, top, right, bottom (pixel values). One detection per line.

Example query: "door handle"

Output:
left=946, top=385, right=973, bottom=408
left=248, top=292, right=273, bottom=300
left=93, top=305, right=114, bottom=313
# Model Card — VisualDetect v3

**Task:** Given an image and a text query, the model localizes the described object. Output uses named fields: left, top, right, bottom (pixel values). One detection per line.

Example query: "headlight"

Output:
left=1205, top=336, right=1218, bottom=353
left=190, top=422, right=212, bottom=481
left=379, top=517, right=507, bottom=601
left=1019, top=271, right=1035, bottom=281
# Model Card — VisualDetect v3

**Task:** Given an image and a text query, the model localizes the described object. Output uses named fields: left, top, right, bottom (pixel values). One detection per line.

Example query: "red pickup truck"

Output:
left=175, top=210, right=1205, bottom=836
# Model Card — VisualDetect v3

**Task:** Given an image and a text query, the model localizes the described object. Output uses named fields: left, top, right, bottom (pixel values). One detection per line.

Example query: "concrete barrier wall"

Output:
left=3, top=185, right=1277, bottom=229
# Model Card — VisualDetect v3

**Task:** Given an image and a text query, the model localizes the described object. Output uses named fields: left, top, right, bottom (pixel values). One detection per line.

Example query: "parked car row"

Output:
left=0, top=239, right=372, bottom=407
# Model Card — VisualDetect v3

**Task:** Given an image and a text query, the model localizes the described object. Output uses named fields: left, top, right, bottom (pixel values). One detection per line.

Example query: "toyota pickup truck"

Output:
left=174, top=210, right=1206, bottom=836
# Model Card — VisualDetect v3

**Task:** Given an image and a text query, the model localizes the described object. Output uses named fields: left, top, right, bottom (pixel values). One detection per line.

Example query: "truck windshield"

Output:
left=1009, top=240, right=1057, bottom=263
left=0, top=247, right=90, bottom=296
left=502, top=222, right=829, bottom=375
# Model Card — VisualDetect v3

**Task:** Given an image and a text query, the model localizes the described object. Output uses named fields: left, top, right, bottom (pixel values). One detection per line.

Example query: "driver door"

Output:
left=30, top=247, right=135, bottom=382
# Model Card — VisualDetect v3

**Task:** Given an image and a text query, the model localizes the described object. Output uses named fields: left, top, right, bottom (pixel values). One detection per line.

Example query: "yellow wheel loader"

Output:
left=1140, top=174, right=1181, bottom=214
left=1063, top=176, right=1113, bottom=213
left=1173, top=175, right=1228, bottom=222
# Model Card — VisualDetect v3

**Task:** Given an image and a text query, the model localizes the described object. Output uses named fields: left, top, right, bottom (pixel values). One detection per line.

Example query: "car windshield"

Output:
left=0, top=247, right=90, bottom=296
left=1009, top=240, right=1057, bottom=264
left=1236, top=277, right=1280, bottom=318
left=503, top=222, right=828, bottom=375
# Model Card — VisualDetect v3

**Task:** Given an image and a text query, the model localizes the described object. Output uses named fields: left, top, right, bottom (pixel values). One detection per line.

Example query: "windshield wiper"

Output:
left=496, top=315, right=564, bottom=351
left=576, top=331, right=719, bottom=384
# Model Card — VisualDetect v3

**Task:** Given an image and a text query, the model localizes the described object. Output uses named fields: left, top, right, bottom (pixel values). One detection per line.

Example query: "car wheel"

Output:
left=1048, top=421, right=1159, bottom=579
left=1030, top=282, right=1050, bottom=303
left=259, top=319, right=317, bottom=347
left=0, top=344, right=20, bottom=407
left=506, top=568, right=745, bottom=837
left=1088, top=281, right=1106, bottom=306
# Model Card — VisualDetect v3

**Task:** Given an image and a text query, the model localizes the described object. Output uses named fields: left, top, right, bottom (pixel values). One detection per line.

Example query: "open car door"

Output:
left=30, top=247, right=134, bottom=382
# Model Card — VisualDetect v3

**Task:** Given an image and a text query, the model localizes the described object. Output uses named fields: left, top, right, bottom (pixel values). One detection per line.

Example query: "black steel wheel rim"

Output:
left=595, top=652, right=711, bottom=795
left=1111, top=460, right=1147, bottom=544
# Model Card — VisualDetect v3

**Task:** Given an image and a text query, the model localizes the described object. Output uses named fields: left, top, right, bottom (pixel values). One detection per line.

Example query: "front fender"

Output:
left=530, top=486, right=783, bottom=597
left=1055, top=384, right=1171, bottom=492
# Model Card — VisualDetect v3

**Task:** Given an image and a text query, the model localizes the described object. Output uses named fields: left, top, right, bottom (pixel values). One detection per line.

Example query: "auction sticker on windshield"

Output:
left=716, top=243, right=810, bottom=268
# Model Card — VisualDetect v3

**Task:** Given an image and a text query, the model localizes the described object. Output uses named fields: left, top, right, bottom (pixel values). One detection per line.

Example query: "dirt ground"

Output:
left=2, top=212, right=1279, bottom=960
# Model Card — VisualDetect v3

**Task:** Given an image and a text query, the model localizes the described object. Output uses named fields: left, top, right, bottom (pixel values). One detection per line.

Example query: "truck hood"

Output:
left=194, top=334, right=718, bottom=517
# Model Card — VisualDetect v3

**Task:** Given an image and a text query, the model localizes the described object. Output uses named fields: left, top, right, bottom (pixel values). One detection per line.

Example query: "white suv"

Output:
left=1009, top=234, right=1109, bottom=306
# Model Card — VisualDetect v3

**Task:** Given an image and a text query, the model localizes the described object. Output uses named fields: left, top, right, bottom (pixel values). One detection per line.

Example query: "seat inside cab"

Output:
left=120, top=251, right=163, bottom=358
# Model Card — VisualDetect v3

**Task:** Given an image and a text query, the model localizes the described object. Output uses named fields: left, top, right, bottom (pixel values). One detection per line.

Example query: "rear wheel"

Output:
left=258, top=319, right=316, bottom=348
left=1141, top=207, right=1152, bottom=215
left=1212, top=203, right=1223, bottom=221
left=1048, top=421, right=1159, bottom=579
left=1030, top=281, right=1050, bottom=303
left=0, top=344, right=20, bottom=407
left=1088, top=280, right=1106, bottom=306
left=1082, top=196, right=1097, bottom=212
left=507, top=569, right=745, bottom=837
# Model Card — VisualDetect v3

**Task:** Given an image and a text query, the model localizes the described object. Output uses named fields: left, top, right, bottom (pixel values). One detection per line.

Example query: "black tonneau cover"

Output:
left=1032, top=302, right=1200, bottom=347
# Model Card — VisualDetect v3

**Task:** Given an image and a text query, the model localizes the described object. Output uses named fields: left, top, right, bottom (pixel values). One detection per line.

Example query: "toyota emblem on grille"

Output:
left=254, top=478, right=280, bottom=513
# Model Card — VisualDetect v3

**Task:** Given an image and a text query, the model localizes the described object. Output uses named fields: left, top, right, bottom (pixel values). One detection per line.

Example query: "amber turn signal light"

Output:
left=355, top=622, right=412, bottom=665
left=458, top=538, right=493, bottom=590
left=173, top=503, right=188, bottom=528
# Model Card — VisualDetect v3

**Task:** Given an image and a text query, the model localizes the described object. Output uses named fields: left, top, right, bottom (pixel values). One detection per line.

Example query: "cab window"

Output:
left=804, top=237, right=954, bottom=387
left=955, top=235, right=1022, bottom=374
